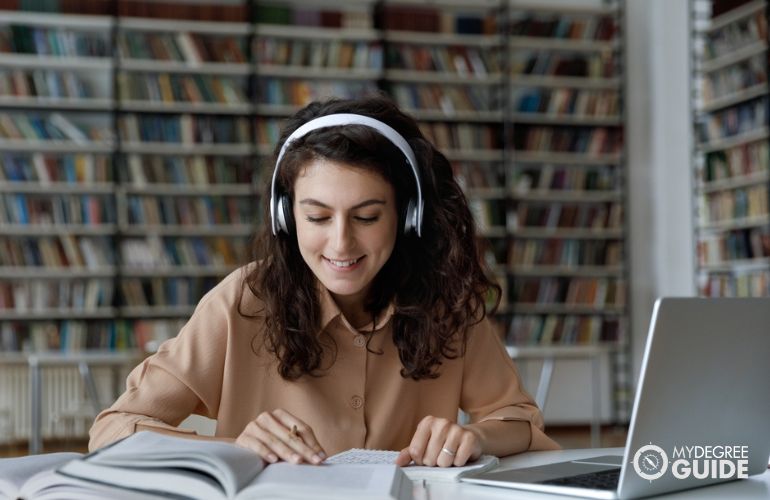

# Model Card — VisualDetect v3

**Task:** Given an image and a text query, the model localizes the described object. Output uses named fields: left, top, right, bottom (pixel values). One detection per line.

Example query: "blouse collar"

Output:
left=317, top=283, right=395, bottom=335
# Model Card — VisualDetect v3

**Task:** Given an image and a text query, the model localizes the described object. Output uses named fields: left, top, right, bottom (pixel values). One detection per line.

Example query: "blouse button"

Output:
left=350, top=395, right=363, bottom=409
left=353, top=335, right=366, bottom=347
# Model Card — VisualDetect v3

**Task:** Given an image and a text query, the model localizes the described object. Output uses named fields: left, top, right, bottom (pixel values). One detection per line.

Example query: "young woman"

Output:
left=89, top=95, right=559, bottom=467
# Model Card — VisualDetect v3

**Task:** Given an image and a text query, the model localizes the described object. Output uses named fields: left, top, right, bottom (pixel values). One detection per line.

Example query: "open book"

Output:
left=0, top=452, right=150, bottom=500
left=54, top=432, right=412, bottom=500
left=327, top=449, right=499, bottom=482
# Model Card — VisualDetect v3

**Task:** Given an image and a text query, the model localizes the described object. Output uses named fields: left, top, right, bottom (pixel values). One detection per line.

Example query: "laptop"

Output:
left=462, top=297, right=770, bottom=499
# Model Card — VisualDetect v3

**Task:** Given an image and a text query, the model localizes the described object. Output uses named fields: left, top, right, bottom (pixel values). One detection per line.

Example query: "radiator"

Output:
left=0, top=364, right=124, bottom=442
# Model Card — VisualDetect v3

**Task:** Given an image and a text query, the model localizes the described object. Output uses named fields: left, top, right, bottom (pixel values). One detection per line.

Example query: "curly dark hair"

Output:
left=242, top=94, right=500, bottom=381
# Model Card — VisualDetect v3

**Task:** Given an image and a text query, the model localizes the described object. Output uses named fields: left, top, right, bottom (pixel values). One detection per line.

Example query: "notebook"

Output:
left=327, top=448, right=499, bottom=482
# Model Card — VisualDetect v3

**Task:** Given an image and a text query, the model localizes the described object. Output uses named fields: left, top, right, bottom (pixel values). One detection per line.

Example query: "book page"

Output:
left=326, top=449, right=499, bottom=481
left=21, top=469, right=166, bottom=500
left=60, top=458, right=229, bottom=500
left=238, top=463, right=407, bottom=500
left=0, top=452, right=82, bottom=496
left=87, top=431, right=264, bottom=497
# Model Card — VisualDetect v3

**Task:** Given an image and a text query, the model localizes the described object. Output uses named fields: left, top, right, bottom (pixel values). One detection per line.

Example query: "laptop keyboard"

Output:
left=540, top=468, right=620, bottom=490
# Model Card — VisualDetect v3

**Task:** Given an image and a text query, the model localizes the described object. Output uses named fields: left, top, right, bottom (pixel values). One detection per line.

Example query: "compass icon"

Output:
left=633, top=443, right=668, bottom=481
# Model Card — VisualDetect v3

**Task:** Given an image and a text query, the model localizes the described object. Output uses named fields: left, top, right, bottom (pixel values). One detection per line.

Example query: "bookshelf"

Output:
left=379, top=0, right=509, bottom=311
left=0, top=10, right=120, bottom=355
left=253, top=1, right=381, bottom=114
left=115, top=11, right=257, bottom=327
left=691, top=0, right=770, bottom=298
left=252, top=0, right=383, bottom=186
left=505, top=0, right=629, bottom=422
left=0, top=0, right=630, bottom=428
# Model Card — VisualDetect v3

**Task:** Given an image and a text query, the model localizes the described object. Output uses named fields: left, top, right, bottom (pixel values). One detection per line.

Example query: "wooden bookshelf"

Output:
left=691, top=0, right=770, bottom=299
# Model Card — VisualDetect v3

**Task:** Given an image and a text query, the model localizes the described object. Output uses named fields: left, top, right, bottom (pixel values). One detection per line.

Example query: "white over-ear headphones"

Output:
left=269, top=113, right=425, bottom=237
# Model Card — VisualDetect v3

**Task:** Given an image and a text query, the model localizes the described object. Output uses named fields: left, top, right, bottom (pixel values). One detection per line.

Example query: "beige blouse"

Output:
left=89, top=265, right=559, bottom=454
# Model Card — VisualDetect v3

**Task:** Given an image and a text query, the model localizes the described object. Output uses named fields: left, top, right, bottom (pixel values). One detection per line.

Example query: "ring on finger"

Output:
left=288, top=425, right=299, bottom=441
left=441, top=447, right=456, bottom=457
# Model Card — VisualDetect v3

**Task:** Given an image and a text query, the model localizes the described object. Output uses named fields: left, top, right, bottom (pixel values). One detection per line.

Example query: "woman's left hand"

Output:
left=395, top=416, right=482, bottom=467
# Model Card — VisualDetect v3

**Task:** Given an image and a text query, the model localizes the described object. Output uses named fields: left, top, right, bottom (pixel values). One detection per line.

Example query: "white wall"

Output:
left=626, top=0, right=696, bottom=389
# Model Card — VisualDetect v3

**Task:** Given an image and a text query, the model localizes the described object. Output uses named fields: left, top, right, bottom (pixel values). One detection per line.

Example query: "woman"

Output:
left=89, top=95, right=559, bottom=467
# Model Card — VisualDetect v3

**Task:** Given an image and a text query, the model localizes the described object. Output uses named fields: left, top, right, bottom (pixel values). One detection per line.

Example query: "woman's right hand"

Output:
left=234, top=409, right=326, bottom=465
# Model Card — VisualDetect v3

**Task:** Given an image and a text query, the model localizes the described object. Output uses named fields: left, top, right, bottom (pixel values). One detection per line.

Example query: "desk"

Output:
left=2, top=447, right=768, bottom=499
left=27, top=351, right=141, bottom=455
left=417, top=448, right=770, bottom=499
left=507, top=344, right=612, bottom=448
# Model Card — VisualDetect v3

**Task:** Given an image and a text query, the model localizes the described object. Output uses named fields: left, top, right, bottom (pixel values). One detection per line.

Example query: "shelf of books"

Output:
left=0, top=1, right=635, bottom=429
left=505, top=0, right=629, bottom=421
left=252, top=0, right=383, bottom=202
left=114, top=3, right=256, bottom=348
left=253, top=0, right=381, bottom=131
left=378, top=0, right=509, bottom=312
left=692, top=0, right=770, bottom=300
left=0, top=10, right=124, bottom=357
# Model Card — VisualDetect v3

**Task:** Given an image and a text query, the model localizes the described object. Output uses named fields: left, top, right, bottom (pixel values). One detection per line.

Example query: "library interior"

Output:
left=0, top=0, right=766, bottom=487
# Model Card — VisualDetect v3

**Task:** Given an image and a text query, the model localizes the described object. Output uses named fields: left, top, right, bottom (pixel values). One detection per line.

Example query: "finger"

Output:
left=407, top=417, right=434, bottom=465
left=245, top=424, right=303, bottom=464
left=421, top=421, right=450, bottom=467
left=454, top=430, right=482, bottom=467
left=235, top=421, right=274, bottom=457
left=255, top=412, right=315, bottom=464
left=272, top=409, right=326, bottom=463
left=234, top=432, right=279, bottom=463
left=395, top=448, right=412, bottom=467
left=436, top=426, right=463, bottom=468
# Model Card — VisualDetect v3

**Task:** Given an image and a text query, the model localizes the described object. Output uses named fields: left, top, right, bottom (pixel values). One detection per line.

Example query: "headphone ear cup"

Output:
left=277, top=195, right=294, bottom=235
left=403, top=198, right=417, bottom=235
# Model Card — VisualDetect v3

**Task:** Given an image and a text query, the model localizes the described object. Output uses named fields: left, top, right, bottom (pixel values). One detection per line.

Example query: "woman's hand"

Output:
left=235, top=409, right=326, bottom=465
left=395, top=416, right=482, bottom=467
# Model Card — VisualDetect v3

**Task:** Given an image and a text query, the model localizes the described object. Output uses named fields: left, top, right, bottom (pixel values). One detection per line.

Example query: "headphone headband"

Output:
left=269, top=113, right=424, bottom=236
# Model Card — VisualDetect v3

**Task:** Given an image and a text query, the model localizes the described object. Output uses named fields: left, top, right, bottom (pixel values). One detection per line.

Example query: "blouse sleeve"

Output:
left=460, top=317, right=561, bottom=451
left=88, top=277, right=235, bottom=451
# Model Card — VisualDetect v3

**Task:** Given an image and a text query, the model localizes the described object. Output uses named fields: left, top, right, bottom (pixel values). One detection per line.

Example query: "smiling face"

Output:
left=293, top=158, right=398, bottom=313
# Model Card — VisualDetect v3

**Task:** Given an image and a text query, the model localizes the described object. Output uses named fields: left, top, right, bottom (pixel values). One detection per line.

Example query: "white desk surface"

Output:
left=416, top=447, right=770, bottom=500
left=4, top=447, right=768, bottom=499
